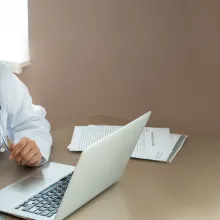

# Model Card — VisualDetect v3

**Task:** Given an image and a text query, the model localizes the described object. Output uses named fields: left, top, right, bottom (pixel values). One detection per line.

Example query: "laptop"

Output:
left=0, top=112, right=151, bottom=220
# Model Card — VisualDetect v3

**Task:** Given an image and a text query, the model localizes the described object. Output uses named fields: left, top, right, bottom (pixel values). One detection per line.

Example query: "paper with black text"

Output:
left=67, top=126, right=183, bottom=162
left=67, top=125, right=148, bottom=158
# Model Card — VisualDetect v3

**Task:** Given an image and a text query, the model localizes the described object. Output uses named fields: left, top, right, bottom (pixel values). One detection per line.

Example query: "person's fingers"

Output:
left=8, top=137, right=42, bottom=167
left=9, top=138, right=29, bottom=160
left=28, top=161, right=40, bottom=167
left=26, top=154, right=41, bottom=166
left=19, top=147, right=38, bottom=165
left=15, top=144, right=33, bottom=164
left=9, top=143, right=14, bottom=152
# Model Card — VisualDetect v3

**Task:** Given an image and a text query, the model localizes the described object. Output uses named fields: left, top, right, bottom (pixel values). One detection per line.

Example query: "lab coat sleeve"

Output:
left=4, top=66, right=52, bottom=165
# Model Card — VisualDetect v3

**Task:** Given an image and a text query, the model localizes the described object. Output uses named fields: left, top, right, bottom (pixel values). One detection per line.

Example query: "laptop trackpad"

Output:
left=0, top=176, right=54, bottom=206
left=30, top=162, right=75, bottom=180
left=9, top=176, right=53, bottom=194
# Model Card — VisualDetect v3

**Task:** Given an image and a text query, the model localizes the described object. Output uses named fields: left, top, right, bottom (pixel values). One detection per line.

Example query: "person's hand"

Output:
left=9, top=138, right=42, bottom=167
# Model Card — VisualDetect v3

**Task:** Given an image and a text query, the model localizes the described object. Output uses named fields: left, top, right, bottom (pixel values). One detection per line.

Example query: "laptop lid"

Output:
left=55, top=112, right=151, bottom=220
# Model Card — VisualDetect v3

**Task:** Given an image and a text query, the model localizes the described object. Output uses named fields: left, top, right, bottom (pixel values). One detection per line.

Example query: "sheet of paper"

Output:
left=86, top=126, right=173, bottom=161
left=68, top=125, right=180, bottom=162
left=68, top=125, right=147, bottom=158
left=144, top=127, right=173, bottom=161
left=167, top=134, right=188, bottom=162
left=88, top=125, right=148, bottom=159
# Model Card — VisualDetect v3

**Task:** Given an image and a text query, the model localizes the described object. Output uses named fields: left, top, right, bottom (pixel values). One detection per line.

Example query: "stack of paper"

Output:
left=68, top=125, right=187, bottom=163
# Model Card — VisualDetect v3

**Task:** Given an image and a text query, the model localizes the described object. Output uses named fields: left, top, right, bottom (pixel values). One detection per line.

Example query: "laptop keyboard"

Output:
left=14, top=173, right=73, bottom=218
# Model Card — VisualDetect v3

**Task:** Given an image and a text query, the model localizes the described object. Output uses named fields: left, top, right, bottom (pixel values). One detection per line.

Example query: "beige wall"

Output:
left=19, top=0, right=220, bottom=138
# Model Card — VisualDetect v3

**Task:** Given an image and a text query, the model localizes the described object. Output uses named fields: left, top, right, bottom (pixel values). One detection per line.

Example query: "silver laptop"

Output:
left=0, top=112, right=151, bottom=220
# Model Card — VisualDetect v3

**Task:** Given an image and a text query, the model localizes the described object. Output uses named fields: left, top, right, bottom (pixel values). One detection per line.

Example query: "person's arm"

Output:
left=3, top=64, right=52, bottom=166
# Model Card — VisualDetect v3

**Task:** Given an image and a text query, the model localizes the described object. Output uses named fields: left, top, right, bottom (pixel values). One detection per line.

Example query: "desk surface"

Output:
left=1, top=116, right=220, bottom=220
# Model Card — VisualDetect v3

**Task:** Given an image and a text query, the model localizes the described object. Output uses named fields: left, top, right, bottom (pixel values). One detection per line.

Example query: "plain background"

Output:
left=19, top=0, right=220, bottom=138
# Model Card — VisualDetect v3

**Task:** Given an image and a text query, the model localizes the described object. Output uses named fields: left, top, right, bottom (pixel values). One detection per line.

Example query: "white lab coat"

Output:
left=0, top=62, right=52, bottom=164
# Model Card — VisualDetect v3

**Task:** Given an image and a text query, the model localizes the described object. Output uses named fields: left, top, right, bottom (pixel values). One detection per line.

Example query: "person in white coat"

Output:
left=0, top=62, right=52, bottom=167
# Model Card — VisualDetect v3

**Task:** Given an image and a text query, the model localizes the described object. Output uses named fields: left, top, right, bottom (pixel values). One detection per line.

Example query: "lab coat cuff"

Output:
left=37, top=141, right=51, bottom=166
left=39, top=156, right=48, bottom=166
